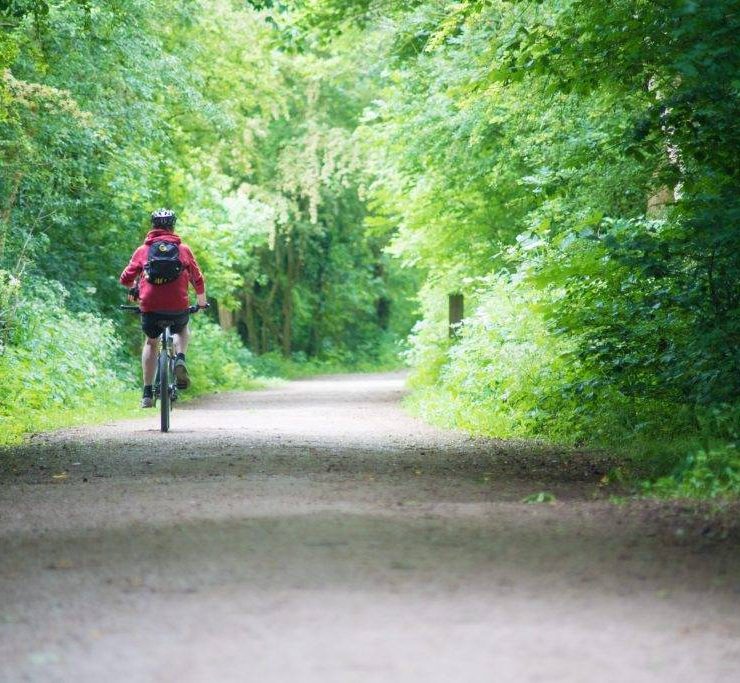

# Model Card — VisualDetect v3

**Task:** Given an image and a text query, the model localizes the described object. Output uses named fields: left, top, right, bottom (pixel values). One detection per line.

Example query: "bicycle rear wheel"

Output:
left=159, top=350, right=170, bottom=432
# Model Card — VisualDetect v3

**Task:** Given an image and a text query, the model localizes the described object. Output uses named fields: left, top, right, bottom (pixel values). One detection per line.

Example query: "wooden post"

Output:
left=448, top=293, right=463, bottom=338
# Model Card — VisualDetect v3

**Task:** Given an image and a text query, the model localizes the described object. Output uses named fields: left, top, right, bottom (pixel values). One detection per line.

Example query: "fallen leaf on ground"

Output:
left=522, top=491, right=557, bottom=504
left=47, top=559, right=74, bottom=570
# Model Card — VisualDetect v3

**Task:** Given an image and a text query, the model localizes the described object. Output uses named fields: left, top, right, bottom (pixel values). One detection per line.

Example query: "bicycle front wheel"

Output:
left=159, top=350, right=170, bottom=432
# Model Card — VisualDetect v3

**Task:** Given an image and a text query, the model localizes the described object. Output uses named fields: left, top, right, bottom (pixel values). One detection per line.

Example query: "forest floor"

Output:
left=0, top=372, right=738, bottom=682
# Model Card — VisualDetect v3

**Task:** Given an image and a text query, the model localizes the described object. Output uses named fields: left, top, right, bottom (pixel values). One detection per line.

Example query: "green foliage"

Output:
left=186, top=315, right=258, bottom=393
left=404, top=274, right=578, bottom=442
left=0, top=0, right=417, bottom=442
left=0, top=279, right=135, bottom=443
left=338, top=0, right=739, bottom=497
left=0, top=281, right=260, bottom=445
left=252, top=332, right=404, bottom=378
left=645, top=445, right=740, bottom=500
left=2, top=0, right=737, bottom=506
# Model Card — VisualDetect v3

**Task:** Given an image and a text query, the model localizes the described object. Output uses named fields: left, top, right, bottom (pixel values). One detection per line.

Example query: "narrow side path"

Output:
left=0, top=373, right=738, bottom=682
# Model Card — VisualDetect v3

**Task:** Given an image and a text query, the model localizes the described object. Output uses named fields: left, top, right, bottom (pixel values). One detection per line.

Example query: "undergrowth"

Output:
left=252, top=334, right=405, bottom=379
left=405, top=276, right=739, bottom=501
left=0, top=283, right=261, bottom=446
left=0, top=281, right=402, bottom=445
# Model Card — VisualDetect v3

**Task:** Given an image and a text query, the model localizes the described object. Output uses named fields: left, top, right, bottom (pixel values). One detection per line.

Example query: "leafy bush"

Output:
left=349, top=0, right=739, bottom=499
left=645, top=445, right=740, bottom=500
left=0, top=280, right=261, bottom=444
left=0, top=280, right=135, bottom=443
left=186, top=315, right=258, bottom=393
left=406, top=269, right=738, bottom=497
left=406, top=274, right=584, bottom=443
left=252, top=332, right=405, bottom=379
left=0, top=269, right=22, bottom=352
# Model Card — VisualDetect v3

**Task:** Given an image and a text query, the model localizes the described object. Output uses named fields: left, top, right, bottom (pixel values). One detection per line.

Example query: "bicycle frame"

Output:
left=153, top=323, right=178, bottom=432
left=151, top=324, right=174, bottom=399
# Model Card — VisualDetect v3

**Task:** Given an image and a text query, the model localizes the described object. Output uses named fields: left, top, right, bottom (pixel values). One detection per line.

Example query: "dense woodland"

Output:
left=0, top=0, right=737, bottom=496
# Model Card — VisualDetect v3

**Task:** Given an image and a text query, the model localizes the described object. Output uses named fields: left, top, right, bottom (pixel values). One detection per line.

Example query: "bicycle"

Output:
left=121, top=304, right=208, bottom=432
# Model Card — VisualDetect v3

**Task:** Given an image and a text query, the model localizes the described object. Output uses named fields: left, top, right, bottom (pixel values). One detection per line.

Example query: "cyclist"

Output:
left=120, top=208, right=207, bottom=408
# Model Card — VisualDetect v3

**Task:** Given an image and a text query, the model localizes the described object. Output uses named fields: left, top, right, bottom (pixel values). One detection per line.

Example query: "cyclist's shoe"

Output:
left=174, top=358, right=190, bottom=390
left=141, top=395, right=154, bottom=409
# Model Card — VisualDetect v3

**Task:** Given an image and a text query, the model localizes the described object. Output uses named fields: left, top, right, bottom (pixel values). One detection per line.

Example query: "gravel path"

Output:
left=1, top=372, right=738, bottom=682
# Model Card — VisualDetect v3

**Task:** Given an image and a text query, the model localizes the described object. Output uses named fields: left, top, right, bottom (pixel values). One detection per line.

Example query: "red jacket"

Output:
left=120, top=229, right=205, bottom=313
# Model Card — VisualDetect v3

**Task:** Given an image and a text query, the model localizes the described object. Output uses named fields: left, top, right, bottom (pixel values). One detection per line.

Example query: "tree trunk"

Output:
left=281, top=239, right=298, bottom=357
left=281, top=287, right=293, bottom=357
left=217, top=301, right=234, bottom=330
left=449, top=293, right=464, bottom=338
left=244, top=291, right=260, bottom=354
left=308, top=234, right=331, bottom=357
left=647, top=184, right=674, bottom=215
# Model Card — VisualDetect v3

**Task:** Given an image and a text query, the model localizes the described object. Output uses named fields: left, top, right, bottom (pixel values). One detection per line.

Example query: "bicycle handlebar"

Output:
left=120, top=304, right=210, bottom=314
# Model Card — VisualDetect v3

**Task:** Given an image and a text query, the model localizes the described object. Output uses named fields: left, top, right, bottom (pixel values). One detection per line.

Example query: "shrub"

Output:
left=407, top=272, right=739, bottom=499
left=0, top=280, right=135, bottom=443
left=645, top=445, right=740, bottom=500
left=0, top=281, right=260, bottom=444
left=186, top=315, right=258, bottom=393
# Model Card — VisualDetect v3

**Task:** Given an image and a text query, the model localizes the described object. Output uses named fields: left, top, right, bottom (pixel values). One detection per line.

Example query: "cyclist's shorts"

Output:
left=141, top=311, right=189, bottom=339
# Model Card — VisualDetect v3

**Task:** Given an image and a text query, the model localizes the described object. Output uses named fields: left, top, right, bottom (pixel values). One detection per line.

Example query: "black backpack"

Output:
left=144, top=241, right=183, bottom=285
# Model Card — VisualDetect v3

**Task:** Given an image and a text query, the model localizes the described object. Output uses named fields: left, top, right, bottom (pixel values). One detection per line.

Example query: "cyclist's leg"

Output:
left=140, top=314, right=163, bottom=407
left=142, top=335, right=158, bottom=386
left=137, top=336, right=158, bottom=408
left=172, top=322, right=190, bottom=356
left=171, top=315, right=191, bottom=389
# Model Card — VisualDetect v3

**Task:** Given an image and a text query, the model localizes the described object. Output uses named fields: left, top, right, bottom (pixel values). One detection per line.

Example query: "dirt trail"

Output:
left=0, top=372, right=738, bottom=682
